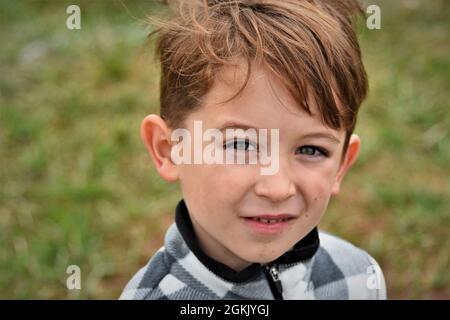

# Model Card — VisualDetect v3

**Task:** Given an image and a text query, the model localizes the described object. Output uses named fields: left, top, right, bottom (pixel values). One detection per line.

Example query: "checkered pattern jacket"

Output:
left=120, top=200, right=387, bottom=300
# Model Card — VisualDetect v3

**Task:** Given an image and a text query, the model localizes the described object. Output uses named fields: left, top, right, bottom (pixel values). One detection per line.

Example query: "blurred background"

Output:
left=0, top=0, right=448, bottom=299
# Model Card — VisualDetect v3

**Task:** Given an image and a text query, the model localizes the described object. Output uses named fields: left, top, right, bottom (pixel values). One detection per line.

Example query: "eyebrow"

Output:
left=301, top=132, right=341, bottom=144
left=217, top=121, right=341, bottom=144
left=217, top=121, right=258, bottom=132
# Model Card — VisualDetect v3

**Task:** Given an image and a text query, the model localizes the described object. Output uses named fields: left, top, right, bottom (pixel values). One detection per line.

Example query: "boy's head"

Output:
left=142, top=0, right=367, bottom=271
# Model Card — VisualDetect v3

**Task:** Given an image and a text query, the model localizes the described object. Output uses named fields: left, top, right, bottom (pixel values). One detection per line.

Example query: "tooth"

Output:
left=251, top=217, right=292, bottom=223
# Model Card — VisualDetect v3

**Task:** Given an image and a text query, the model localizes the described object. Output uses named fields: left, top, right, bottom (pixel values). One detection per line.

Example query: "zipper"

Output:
left=264, top=264, right=283, bottom=300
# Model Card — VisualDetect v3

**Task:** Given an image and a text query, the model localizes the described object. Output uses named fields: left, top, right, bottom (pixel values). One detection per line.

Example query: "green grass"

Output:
left=1, top=0, right=449, bottom=299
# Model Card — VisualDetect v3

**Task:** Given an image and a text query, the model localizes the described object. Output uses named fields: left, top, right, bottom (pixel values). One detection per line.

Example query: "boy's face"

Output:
left=143, top=62, right=360, bottom=271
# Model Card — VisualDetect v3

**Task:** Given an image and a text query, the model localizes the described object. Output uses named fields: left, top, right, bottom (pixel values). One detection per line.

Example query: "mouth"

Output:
left=247, top=216, right=293, bottom=224
left=242, top=214, right=297, bottom=234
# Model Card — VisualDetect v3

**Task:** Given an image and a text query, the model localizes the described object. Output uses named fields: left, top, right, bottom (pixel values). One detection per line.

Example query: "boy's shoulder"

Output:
left=119, top=224, right=214, bottom=300
left=311, top=230, right=387, bottom=299
left=317, top=229, right=376, bottom=270
left=118, top=247, right=171, bottom=300
left=119, top=225, right=387, bottom=299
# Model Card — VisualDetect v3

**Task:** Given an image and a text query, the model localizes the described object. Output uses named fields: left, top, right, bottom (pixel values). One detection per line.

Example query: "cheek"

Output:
left=179, top=164, right=256, bottom=211
left=295, top=164, right=337, bottom=207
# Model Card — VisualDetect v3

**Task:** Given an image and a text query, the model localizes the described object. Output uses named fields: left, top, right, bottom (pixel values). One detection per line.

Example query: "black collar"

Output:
left=175, top=199, right=320, bottom=283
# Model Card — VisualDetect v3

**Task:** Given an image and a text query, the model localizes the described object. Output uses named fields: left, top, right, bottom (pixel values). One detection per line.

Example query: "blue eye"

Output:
left=295, top=145, right=328, bottom=157
left=223, top=139, right=257, bottom=152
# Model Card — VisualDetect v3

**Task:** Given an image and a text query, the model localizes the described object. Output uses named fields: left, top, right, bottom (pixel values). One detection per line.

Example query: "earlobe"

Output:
left=141, top=114, right=179, bottom=182
left=331, top=134, right=361, bottom=196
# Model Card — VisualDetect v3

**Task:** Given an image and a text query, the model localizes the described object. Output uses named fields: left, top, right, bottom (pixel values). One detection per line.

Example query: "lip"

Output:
left=241, top=214, right=297, bottom=235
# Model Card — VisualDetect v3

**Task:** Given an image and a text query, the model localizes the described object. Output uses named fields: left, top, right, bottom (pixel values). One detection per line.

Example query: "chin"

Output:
left=239, top=250, right=285, bottom=265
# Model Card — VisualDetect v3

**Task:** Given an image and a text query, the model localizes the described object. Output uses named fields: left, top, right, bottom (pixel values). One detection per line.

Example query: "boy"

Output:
left=120, top=0, right=387, bottom=299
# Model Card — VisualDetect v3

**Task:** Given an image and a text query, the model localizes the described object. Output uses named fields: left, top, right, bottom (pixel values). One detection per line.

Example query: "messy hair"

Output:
left=148, top=0, right=368, bottom=153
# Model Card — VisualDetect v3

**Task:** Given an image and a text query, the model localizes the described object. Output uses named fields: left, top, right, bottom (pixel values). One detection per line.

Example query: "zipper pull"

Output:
left=267, top=264, right=283, bottom=299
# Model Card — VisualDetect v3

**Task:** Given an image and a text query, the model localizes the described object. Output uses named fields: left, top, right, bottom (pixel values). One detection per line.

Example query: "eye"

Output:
left=295, top=145, right=328, bottom=157
left=223, top=138, right=257, bottom=152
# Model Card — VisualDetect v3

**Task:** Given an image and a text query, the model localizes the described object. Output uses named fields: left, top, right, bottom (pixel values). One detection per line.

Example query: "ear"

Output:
left=141, top=114, right=178, bottom=182
left=331, top=134, right=361, bottom=196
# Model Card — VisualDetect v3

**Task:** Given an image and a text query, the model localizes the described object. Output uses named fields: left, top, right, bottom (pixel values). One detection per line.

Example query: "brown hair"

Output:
left=148, top=0, right=368, bottom=154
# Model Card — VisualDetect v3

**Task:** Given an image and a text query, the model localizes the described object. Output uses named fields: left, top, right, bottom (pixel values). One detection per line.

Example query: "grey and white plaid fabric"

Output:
left=120, top=220, right=387, bottom=300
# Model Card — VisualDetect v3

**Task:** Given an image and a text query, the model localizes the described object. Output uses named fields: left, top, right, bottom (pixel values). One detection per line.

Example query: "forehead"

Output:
left=195, top=62, right=341, bottom=136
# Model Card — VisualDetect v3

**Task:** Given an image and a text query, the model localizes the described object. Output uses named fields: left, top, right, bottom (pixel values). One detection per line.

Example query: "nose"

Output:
left=253, top=165, right=296, bottom=203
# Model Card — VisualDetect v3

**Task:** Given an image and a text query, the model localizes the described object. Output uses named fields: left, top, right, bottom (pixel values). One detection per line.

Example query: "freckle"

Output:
left=314, top=197, right=318, bottom=201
